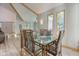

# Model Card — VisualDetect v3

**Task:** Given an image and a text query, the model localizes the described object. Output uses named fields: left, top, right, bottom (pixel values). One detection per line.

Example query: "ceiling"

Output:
left=24, top=3, right=63, bottom=14
left=0, top=5, right=16, bottom=22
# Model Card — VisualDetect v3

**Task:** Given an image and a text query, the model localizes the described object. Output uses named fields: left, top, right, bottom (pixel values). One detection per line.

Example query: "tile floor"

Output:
left=62, top=47, right=79, bottom=56
left=0, top=36, right=20, bottom=56
left=0, top=36, right=79, bottom=56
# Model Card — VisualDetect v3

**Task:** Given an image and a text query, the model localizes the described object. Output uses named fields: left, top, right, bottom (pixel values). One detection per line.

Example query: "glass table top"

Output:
left=34, top=36, right=55, bottom=45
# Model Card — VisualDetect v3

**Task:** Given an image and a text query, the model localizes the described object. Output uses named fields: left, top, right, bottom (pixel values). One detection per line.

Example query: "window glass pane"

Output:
left=57, top=11, right=64, bottom=31
left=48, top=15, right=53, bottom=30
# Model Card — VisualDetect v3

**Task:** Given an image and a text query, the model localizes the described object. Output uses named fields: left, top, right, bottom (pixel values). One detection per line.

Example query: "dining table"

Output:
left=34, top=36, right=55, bottom=56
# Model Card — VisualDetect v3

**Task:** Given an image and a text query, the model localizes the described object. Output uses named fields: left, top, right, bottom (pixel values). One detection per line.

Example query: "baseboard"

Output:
left=62, top=45, right=79, bottom=52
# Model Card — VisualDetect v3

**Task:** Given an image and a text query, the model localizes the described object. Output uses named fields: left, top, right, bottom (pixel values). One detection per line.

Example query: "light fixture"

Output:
left=40, top=19, right=43, bottom=25
left=8, top=35, right=10, bottom=38
left=14, top=34, right=17, bottom=38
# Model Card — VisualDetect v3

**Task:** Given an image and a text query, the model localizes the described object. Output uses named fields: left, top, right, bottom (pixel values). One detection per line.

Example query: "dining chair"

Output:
left=46, top=31, right=62, bottom=56
left=20, top=29, right=42, bottom=56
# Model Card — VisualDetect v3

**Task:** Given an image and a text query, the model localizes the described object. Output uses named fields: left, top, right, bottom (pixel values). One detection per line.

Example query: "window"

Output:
left=48, top=15, right=54, bottom=30
left=57, top=11, right=64, bottom=31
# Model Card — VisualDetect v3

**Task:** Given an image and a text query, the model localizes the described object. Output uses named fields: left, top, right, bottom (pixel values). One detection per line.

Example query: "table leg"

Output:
left=42, top=45, right=44, bottom=56
left=42, top=45, right=47, bottom=56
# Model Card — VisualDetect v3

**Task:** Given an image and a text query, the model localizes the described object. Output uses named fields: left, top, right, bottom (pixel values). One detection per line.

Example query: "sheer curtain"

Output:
left=48, top=15, right=53, bottom=31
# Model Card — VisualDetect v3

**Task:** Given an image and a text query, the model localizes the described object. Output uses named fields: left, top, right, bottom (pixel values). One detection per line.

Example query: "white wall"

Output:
left=66, top=4, right=79, bottom=48
left=37, top=4, right=79, bottom=48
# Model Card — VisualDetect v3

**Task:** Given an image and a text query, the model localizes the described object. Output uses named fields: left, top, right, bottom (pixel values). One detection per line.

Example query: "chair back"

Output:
left=20, top=29, right=35, bottom=55
left=40, top=29, right=51, bottom=36
left=56, top=31, right=62, bottom=46
left=47, top=31, right=63, bottom=56
left=56, top=31, right=64, bottom=56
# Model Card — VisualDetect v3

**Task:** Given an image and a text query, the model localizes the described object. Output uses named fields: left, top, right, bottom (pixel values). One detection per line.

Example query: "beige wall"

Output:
left=0, top=4, right=16, bottom=34
left=1, top=22, right=14, bottom=34
left=0, top=4, right=16, bottom=22
left=0, top=4, right=23, bottom=34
